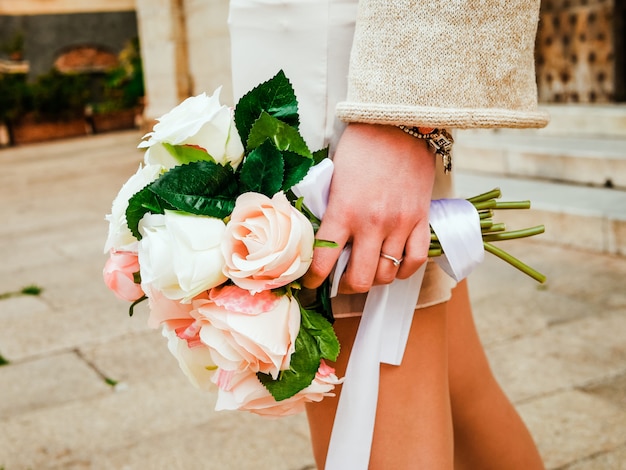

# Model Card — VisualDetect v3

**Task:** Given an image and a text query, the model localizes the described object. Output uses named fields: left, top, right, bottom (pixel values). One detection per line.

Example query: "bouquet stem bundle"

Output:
left=428, top=188, right=546, bottom=283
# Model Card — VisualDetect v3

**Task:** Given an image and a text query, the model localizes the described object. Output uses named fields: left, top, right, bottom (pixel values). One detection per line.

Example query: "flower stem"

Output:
left=483, top=242, right=546, bottom=283
left=493, top=201, right=531, bottom=210
left=472, top=200, right=498, bottom=211
left=428, top=247, right=443, bottom=257
left=482, top=222, right=507, bottom=233
left=128, top=295, right=147, bottom=317
left=467, top=188, right=501, bottom=203
left=426, top=189, right=546, bottom=283
left=482, top=225, right=545, bottom=242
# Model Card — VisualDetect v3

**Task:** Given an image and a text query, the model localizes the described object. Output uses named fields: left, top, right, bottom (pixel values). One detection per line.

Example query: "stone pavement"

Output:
left=0, top=131, right=625, bottom=469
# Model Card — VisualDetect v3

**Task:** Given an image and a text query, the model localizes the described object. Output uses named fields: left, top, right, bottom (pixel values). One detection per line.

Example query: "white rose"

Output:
left=162, top=326, right=217, bottom=391
left=138, top=210, right=228, bottom=301
left=104, top=163, right=163, bottom=253
left=139, top=89, right=244, bottom=169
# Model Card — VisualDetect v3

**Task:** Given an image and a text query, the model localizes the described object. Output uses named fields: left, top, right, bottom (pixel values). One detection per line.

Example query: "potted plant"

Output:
left=9, top=69, right=90, bottom=144
left=90, top=38, right=144, bottom=133
left=1, top=31, right=25, bottom=62
left=0, top=72, right=31, bottom=145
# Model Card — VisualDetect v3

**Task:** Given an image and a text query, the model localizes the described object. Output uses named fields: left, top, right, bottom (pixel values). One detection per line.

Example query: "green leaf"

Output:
left=256, top=300, right=340, bottom=401
left=239, top=140, right=284, bottom=196
left=295, top=280, right=335, bottom=325
left=247, top=111, right=312, bottom=158
left=126, top=185, right=175, bottom=240
left=282, top=150, right=313, bottom=190
left=163, top=143, right=216, bottom=165
left=150, top=160, right=238, bottom=218
left=300, top=307, right=340, bottom=361
left=312, top=147, right=329, bottom=165
left=126, top=161, right=238, bottom=238
left=234, top=70, right=299, bottom=145
left=257, top=328, right=321, bottom=401
left=316, top=278, right=335, bottom=324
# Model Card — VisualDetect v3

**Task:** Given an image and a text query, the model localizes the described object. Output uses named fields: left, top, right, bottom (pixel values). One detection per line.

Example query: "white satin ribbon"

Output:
left=294, top=164, right=484, bottom=470
left=429, top=198, right=485, bottom=282
left=378, top=264, right=427, bottom=365
left=324, top=281, right=388, bottom=469
left=324, top=262, right=427, bottom=469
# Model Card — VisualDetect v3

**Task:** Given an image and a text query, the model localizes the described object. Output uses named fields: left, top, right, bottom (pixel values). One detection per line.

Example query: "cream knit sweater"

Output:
left=336, top=0, right=549, bottom=129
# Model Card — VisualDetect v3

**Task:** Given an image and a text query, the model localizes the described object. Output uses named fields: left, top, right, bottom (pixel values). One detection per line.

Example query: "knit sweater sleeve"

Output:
left=335, top=0, right=549, bottom=129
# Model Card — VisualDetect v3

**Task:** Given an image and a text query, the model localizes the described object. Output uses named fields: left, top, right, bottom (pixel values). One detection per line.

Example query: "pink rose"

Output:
left=103, top=251, right=144, bottom=302
left=213, top=360, right=343, bottom=417
left=193, top=285, right=300, bottom=379
left=221, top=192, right=314, bottom=293
left=146, top=289, right=209, bottom=329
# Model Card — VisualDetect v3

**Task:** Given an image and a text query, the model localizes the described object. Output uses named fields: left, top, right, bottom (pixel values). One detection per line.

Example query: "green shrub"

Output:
left=30, top=69, right=90, bottom=121
left=0, top=73, right=32, bottom=122
left=94, top=37, right=144, bottom=113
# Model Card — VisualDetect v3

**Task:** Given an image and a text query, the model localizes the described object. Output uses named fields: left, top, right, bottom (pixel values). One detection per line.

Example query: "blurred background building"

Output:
left=0, top=0, right=624, bottom=137
left=1, top=0, right=625, bottom=237
left=0, top=0, right=137, bottom=79
left=536, top=0, right=625, bottom=104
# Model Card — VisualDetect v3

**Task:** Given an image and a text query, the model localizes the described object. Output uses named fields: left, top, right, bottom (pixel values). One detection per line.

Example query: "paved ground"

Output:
left=0, top=131, right=625, bottom=469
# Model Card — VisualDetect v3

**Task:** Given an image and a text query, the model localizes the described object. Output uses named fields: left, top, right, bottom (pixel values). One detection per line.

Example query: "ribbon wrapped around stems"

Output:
left=293, top=161, right=486, bottom=470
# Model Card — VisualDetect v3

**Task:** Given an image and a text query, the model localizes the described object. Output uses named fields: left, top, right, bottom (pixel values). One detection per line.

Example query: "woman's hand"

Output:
left=302, top=123, right=436, bottom=294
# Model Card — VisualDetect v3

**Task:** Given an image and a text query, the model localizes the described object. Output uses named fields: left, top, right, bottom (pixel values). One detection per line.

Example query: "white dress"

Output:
left=228, top=0, right=455, bottom=316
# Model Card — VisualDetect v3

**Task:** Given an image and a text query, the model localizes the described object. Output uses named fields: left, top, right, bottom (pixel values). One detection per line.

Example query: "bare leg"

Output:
left=372, top=302, right=453, bottom=470
left=447, top=280, right=544, bottom=470
left=306, top=302, right=453, bottom=470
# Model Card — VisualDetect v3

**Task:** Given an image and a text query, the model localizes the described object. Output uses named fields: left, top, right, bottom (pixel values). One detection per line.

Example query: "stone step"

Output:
left=454, top=171, right=626, bottom=256
left=455, top=130, right=626, bottom=189
left=509, top=104, right=626, bottom=139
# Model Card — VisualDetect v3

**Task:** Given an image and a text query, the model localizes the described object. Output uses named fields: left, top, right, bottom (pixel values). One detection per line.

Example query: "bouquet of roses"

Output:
left=103, top=70, right=546, bottom=417
left=103, top=71, right=342, bottom=416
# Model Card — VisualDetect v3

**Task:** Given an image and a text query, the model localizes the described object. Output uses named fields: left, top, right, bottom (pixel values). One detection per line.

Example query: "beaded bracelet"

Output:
left=398, top=126, right=454, bottom=174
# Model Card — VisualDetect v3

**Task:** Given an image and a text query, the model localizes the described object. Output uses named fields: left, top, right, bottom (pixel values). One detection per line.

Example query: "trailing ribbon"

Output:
left=294, top=163, right=485, bottom=470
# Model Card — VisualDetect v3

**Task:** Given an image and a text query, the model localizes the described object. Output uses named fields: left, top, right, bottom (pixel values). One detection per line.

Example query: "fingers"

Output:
left=375, top=236, right=407, bottom=285
left=301, top=123, right=436, bottom=293
left=337, top=226, right=429, bottom=293
left=302, top=220, right=351, bottom=290
left=396, top=221, right=431, bottom=279
left=337, top=236, right=384, bottom=294
left=304, top=215, right=432, bottom=292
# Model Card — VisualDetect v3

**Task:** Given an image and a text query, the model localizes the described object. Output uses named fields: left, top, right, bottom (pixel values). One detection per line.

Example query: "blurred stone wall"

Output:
left=0, top=11, right=138, bottom=78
